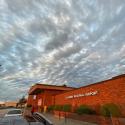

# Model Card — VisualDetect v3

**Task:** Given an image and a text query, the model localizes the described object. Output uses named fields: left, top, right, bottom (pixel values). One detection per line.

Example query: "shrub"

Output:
left=100, top=103, right=121, bottom=117
left=47, top=105, right=55, bottom=112
left=75, top=105, right=96, bottom=115
left=62, top=104, right=71, bottom=112
left=54, top=105, right=63, bottom=111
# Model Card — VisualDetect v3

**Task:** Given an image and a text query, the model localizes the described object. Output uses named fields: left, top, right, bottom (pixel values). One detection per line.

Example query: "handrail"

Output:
left=33, top=112, right=53, bottom=125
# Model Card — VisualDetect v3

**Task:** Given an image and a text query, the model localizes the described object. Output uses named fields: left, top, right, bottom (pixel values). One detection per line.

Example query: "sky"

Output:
left=0, top=0, right=125, bottom=101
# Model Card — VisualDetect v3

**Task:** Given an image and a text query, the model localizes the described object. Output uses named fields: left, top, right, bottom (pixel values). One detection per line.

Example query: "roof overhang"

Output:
left=29, top=84, right=74, bottom=95
left=29, top=88, right=44, bottom=95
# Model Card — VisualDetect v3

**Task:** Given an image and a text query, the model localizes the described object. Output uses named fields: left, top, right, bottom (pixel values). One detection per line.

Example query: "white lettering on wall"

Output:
left=66, top=91, right=98, bottom=99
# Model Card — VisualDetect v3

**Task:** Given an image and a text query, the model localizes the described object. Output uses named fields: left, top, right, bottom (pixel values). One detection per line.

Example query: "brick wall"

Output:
left=53, top=111, right=125, bottom=125
left=27, top=90, right=69, bottom=107
left=55, top=75, right=125, bottom=116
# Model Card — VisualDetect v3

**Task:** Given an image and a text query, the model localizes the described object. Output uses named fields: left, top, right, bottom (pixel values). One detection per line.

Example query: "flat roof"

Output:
left=78, top=73, right=125, bottom=89
left=55, top=74, right=125, bottom=95
left=29, top=74, right=125, bottom=95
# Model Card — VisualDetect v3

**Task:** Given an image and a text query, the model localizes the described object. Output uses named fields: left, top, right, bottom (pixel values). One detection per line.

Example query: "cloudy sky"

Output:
left=0, top=0, right=125, bottom=101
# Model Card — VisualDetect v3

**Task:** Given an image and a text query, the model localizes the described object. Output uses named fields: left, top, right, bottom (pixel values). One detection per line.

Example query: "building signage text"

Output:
left=66, top=91, right=98, bottom=99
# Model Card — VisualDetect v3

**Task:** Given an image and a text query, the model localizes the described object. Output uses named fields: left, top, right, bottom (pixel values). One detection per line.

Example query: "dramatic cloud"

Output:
left=0, top=0, right=125, bottom=101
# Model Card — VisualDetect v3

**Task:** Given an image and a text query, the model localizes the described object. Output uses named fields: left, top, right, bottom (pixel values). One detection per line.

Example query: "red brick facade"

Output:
left=27, top=74, right=125, bottom=116
left=54, top=74, right=125, bottom=116
left=27, top=84, right=74, bottom=111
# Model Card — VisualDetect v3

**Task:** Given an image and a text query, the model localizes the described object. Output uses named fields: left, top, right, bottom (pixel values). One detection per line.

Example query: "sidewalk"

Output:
left=43, top=113, right=98, bottom=125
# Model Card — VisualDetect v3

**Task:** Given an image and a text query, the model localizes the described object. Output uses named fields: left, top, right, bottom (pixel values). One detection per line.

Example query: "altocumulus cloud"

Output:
left=0, top=0, right=125, bottom=101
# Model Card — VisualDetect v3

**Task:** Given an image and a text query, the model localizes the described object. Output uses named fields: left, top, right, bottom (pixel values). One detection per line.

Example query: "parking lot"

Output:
left=0, top=109, right=43, bottom=125
left=0, top=109, right=98, bottom=125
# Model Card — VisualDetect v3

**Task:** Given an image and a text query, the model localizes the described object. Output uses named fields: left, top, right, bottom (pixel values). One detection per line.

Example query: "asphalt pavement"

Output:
left=0, top=109, right=43, bottom=125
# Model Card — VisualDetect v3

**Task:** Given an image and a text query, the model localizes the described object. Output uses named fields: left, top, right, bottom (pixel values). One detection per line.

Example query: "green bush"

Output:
left=47, top=105, right=55, bottom=112
left=100, top=103, right=121, bottom=117
left=62, top=104, right=71, bottom=112
left=75, top=105, right=96, bottom=115
left=54, top=105, right=63, bottom=111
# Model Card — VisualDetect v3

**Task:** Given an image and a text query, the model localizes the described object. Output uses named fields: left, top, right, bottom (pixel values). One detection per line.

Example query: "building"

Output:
left=27, top=84, right=74, bottom=111
left=5, top=101, right=18, bottom=107
left=0, top=101, right=5, bottom=107
left=27, top=74, right=125, bottom=116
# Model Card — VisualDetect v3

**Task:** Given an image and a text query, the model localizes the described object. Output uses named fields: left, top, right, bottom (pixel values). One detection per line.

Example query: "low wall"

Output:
left=53, top=111, right=125, bottom=125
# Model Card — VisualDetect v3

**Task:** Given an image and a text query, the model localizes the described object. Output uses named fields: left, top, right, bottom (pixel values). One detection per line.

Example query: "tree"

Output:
left=17, top=96, right=27, bottom=108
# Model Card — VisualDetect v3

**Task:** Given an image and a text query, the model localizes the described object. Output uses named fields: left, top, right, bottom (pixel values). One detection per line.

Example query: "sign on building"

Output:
left=38, top=99, right=42, bottom=106
left=33, top=95, right=36, bottom=100
left=66, top=91, right=98, bottom=99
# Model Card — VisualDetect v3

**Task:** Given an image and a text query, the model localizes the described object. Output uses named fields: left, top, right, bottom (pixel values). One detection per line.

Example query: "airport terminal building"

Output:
left=27, top=74, right=125, bottom=116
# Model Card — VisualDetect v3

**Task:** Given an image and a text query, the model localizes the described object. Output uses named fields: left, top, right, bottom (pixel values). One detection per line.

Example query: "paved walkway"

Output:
left=43, top=113, right=98, bottom=125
